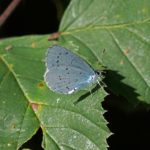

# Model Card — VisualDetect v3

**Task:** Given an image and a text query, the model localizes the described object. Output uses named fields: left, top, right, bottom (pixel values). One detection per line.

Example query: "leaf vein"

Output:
left=45, top=126, right=100, bottom=149
left=45, top=105, right=105, bottom=133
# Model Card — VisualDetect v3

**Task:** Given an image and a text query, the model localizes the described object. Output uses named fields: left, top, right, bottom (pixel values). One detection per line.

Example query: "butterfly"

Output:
left=44, top=45, right=102, bottom=94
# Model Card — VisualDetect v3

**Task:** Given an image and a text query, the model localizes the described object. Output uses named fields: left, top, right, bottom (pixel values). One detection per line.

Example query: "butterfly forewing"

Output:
left=46, top=45, right=94, bottom=72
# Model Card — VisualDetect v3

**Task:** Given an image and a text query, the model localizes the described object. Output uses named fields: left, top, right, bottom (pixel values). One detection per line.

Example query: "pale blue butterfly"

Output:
left=44, top=45, right=101, bottom=94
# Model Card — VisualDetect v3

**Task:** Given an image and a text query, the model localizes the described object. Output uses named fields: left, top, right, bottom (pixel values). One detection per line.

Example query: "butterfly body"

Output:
left=44, top=45, right=100, bottom=94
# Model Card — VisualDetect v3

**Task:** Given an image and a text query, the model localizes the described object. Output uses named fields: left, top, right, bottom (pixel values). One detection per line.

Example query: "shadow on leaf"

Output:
left=104, top=69, right=147, bottom=109
left=74, top=84, right=100, bottom=105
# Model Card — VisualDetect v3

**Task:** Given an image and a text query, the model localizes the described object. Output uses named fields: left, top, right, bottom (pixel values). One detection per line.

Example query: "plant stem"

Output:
left=0, top=0, right=22, bottom=28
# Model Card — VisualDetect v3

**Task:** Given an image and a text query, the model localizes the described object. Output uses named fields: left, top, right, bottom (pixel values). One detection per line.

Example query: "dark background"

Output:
left=0, top=0, right=69, bottom=37
left=0, top=0, right=150, bottom=150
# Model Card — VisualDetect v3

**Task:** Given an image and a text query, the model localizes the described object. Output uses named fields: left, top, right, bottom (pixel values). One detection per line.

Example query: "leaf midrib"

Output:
left=61, top=19, right=150, bottom=35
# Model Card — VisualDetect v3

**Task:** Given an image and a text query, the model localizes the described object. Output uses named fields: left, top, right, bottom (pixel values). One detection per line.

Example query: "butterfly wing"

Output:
left=44, top=45, right=96, bottom=94
left=45, top=66, right=93, bottom=94
left=46, top=45, right=94, bottom=72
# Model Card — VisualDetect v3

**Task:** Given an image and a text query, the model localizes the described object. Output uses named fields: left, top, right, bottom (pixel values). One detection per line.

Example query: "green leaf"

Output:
left=0, top=36, right=49, bottom=150
left=0, top=35, right=110, bottom=150
left=59, top=0, right=150, bottom=104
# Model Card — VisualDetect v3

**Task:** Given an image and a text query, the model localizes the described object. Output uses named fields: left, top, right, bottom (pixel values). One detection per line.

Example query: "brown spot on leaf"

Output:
left=31, top=42, right=36, bottom=48
left=120, top=60, right=125, bottom=65
left=124, top=48, right=129, bottom=55
left=11, top=124, right=16, bottom=129
left=5, top=45, right=13, bottom=51
left=31, top=103, right=39, bottom=111
left=38, top=82, right=45, bottom=88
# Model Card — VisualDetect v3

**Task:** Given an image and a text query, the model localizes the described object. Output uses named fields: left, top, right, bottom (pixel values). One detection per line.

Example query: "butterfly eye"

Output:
left=95, top=71, right=101, bottom=76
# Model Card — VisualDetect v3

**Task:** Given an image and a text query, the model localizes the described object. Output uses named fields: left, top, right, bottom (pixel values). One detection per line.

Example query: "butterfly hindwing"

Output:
left=45, top=65, right=94, bottom=94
